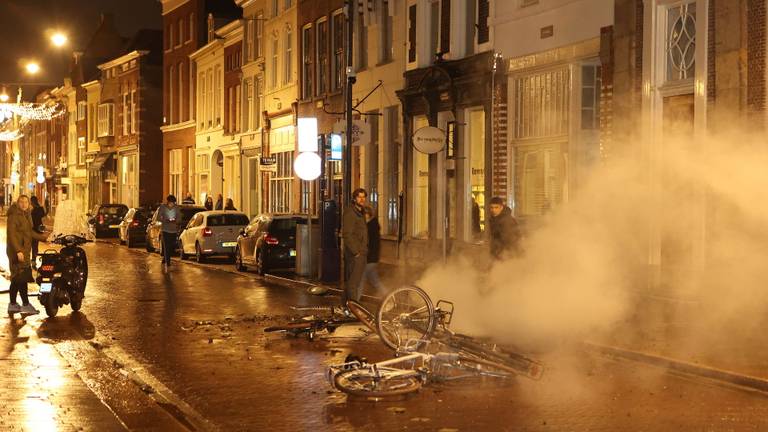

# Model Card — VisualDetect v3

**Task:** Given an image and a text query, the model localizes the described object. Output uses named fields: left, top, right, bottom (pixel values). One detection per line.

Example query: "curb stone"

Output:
left=584, top=341, right=768, bottom=394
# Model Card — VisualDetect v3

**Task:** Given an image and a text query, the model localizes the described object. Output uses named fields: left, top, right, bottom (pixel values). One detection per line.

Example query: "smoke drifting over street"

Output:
left=417, top=129, right=768, bottom=358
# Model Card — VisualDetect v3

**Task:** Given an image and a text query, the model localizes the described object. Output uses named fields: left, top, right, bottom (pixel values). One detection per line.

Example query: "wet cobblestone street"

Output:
left=2, top=235, right=768, bottom=431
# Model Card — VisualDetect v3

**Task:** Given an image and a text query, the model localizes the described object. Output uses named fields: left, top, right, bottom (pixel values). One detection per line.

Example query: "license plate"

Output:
left=40, top=283, right=52, bottom=293
left=289, top=249, right=296, bottom=257
left=222, top=242, right=237, bottom=247
left=109, top=225, right=119, bottom=228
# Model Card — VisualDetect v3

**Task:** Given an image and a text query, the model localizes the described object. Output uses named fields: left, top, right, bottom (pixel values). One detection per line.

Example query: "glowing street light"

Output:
left=25, top=62, right=41, bottom=75
left=0, top=93, right=8, bottom=103
left=51, top=32, right=68, bottom=47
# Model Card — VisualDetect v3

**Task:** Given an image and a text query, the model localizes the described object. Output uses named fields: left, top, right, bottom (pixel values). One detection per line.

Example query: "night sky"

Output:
left=0, top=0, right=161, bottom=86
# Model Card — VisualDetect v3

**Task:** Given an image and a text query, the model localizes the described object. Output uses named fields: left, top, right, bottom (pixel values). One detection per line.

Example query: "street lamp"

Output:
left=25, top=62, right=40, bottom=75
left=51, top=32, right=68, bottom=47
left=0, top=93, right=8, bottom=103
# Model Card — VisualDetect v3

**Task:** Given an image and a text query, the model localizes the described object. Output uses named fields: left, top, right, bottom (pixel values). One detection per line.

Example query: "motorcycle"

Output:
left=36, top=234, right=91, bottom=317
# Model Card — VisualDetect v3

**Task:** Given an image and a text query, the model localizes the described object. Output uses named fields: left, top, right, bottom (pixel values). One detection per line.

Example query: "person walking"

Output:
left=214, top=194, right=223, bottom=210
left=487, top=196, right=521, bottom=260
left=358, top=206, right=384, bottom=296
left=341, top=188, right=368, bottom=306
left=157, top=195, right=181, bottom=272
left=182, top=192, right=195, bottom=205
left=6, top=195, right=50, bottom=315
left=30, top=196, right=46, bottom=268
left=224, top=198, right=236, bottom=211
left=204, top=196, right=214, bottom=210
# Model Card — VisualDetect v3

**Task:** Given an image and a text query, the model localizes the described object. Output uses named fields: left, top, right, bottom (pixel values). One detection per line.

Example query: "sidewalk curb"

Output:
left=584, top=341, right=768, bottom=394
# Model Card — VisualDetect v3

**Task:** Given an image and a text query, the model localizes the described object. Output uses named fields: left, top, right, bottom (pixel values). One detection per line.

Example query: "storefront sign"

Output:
left=412, top=126, right=445, bottom=154
left=329, top=134, right=342, bottom=161
left=332, top=119, right=371, bottom=147
left=259, top=156, right=277, bottom=172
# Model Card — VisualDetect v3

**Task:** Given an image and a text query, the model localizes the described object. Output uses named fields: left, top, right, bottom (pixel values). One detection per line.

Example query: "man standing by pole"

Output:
left=341, top=188, right=368, bottom=306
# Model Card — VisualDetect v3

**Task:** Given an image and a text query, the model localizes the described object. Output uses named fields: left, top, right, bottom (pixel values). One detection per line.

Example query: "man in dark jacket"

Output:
left=358, top=206, right=384, bottom=296
left=6, top=195, right=50, bottom=315
left=341, top=188, right=368, bottom=306
left=488, top=196, right=521, bottom=260
left=30, top=196, right=46, bottom=268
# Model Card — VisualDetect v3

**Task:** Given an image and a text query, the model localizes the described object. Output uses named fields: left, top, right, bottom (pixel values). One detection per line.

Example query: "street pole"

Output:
left=341, top=0, right=355, bottom=300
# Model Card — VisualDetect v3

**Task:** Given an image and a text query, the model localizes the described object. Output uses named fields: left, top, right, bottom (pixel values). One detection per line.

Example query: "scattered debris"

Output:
left=387, top=407, right=406, bottom=414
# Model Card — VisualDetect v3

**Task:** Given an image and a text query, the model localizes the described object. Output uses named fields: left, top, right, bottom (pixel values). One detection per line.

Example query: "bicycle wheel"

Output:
left=334, top=367, right=422, bottom=397
left=347, top=300, right=377, bottom=333
left=376, top=285, right=436, bottom=351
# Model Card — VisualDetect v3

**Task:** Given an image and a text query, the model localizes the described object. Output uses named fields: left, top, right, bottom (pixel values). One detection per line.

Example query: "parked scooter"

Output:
left=36, top=234, right=90, bottom=317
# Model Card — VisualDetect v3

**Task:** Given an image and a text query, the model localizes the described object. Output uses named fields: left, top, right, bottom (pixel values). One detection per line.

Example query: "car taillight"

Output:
left=40, top=265, right=55, bottom=272
left=264, top=234, right=279, bottom=245
left=203, top=227, right=213, bottom=237
left=131, top=219, right=139, bottom=227
left=99, top=215, right=104, bottom=224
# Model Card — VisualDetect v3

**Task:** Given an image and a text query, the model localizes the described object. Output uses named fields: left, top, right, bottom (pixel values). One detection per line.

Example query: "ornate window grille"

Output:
left=666, top=2, right=696, bottom=82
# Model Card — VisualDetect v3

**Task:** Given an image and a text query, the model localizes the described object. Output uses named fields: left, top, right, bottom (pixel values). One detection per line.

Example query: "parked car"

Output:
left=178, top=211, right=250, bottom=263
left=88, top=204, right=129, bottom=238
left=118, top=206, right=155, bottom=248
left=234, top=214, right=304, bottom=275
left=145, top=205, right=206, bottom=255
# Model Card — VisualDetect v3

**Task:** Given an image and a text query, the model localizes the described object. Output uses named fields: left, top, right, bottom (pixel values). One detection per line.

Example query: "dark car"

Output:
left=145, top=205, right=206, bottom=255
left=235, top=214, right=307, bottom=275
left=118, top=206, right=155, bottom=248
left=88, top=204, right=129, bottom=238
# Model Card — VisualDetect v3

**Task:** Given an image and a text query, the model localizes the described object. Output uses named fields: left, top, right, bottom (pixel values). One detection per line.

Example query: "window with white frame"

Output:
left=269, top=150, right=294, bottom=214
left=581, top=65, right=601, bottom=130
left=256, top=13, right=264, bottom=58
left=235, top=84, right=241, bottom=133
left=665, top=2, right=696, bottom=82
left=383, top=106, right=399, bottom=236
left=77, top=101, right=86, bottom=120
left=331, top=10, right=344, bottom=92
left=188, top=147, right=195, bottom=199
left=302, top=24, right=313, bottom=99
left=169, top=149, right=183, bottom=199
left=513, top=68, right=570, bottom=140
left=356, top=7, right=367, bottom=70
left=122, top=92, right=130, bottom=135
left=214, top=65, right=221, bottom=125
left=380, top=0, right=393, bottom=64
left=178, top=62, right=185, bottom=122
left=244, top=79, right=252, bottom=131
left=246, top=19, right=254, bottom=61
left=168, top=65, right=174, bottom=123
left=254, top=78, right=262, bottom=129
left=77, top=137, right=86, bottom=166
left=316, top=18, right=328, bottom=95
left=97, top=103, right=114, bottom=137
left=271, top=36, right=279, bottom=89
left=412, top=115, right=429, bottom=239
left=130, top=89, right=137, bottom=134
left=284, top=26, right=293, bottom=85
left=197, top=154, right=210, bottom=202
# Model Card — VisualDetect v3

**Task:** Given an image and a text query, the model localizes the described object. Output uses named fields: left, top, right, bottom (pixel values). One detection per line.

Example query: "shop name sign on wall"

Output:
left=413, top=126, right=445, bottom=154
left=332, top=120, right=372, bottom=147
left=259, top=156, right=277, bottom=172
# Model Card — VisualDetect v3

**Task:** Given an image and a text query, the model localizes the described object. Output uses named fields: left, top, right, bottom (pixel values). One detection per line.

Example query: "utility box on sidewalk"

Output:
left=295, top=217, right=319, bottom=277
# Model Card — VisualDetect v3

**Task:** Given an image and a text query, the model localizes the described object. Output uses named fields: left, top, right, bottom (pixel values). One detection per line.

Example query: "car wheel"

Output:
left=256, top=250, right=266, bottom=275
left=196, top=243, right=206, bottom=263
left=179, top=241, right=188, bottom=260
left=235, top=247, right=246, bottom=271
left=145, top=237, right=154, bottom=252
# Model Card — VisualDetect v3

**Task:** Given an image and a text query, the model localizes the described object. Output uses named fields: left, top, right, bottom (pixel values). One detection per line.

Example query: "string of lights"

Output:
left=0, top=102, right=65, bottom=120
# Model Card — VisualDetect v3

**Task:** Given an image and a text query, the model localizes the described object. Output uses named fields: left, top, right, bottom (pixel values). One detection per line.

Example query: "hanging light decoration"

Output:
left=0, top=102, right=64, bottom=121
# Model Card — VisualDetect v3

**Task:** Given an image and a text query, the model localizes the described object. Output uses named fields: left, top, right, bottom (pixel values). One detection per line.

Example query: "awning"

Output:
left=88, top=152, right=114, bottom=172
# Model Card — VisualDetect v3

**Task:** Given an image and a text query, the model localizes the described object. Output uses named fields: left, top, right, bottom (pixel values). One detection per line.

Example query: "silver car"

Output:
left=178, top=211, right=250, bottom=262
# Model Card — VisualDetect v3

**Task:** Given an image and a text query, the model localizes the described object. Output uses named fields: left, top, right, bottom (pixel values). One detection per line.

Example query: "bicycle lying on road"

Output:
left=327, top=340, right=525, bottom=397
left=263, top=305, right=363, bottom=341
left=347, top=285, right=544, bottom=382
